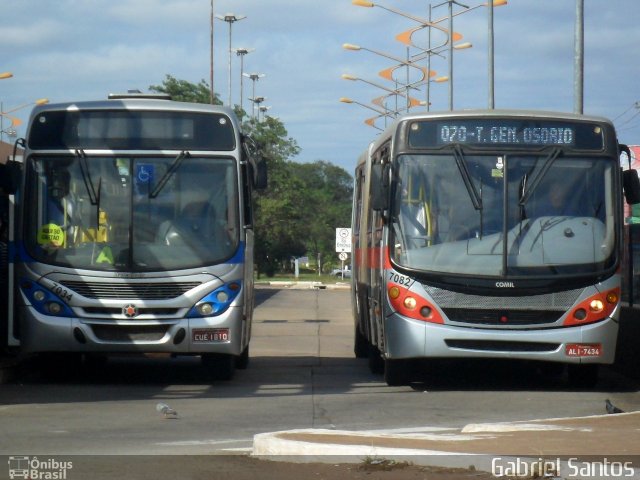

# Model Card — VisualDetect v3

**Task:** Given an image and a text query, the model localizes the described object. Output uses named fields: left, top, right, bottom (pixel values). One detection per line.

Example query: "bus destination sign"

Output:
left=437, top=124, right=574, bottom=146
left=408, top=118, right=605, bottom=150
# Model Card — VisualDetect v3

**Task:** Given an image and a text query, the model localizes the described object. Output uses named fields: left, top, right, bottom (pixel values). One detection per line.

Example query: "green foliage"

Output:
left=149, top=74, right=222, bottom=105
left=148, top=75, right=353, bottom=276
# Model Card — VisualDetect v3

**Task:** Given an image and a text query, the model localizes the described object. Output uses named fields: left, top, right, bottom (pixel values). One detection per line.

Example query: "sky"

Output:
left=1, top=1, right=639, bottom=174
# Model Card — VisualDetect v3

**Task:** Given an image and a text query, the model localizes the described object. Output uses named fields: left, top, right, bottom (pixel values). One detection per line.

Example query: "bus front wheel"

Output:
left=202, top=353, right=235, bottom=381
left=384, top=358, right=411, bottom=386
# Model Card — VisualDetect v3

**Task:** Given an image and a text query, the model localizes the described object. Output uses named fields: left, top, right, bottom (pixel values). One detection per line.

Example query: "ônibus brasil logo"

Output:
left=8, top=456, right=73, bottom=479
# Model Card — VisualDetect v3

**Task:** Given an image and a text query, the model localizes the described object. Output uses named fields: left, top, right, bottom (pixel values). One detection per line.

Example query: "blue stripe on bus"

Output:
left=226, top=242, right=245, bottom=264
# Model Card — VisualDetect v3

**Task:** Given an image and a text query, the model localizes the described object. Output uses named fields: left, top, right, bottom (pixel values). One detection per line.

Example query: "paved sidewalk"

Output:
left=253, top=412, right=640, bottom=469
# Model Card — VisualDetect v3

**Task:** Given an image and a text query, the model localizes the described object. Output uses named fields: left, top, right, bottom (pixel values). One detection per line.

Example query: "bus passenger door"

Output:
left=0, top=159, right=20, bottom=348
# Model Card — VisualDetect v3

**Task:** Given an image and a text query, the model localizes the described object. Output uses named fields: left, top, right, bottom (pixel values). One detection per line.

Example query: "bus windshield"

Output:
left=24, top=154, right=239, bottom=271
left=390, top=152, right=616, bottom=278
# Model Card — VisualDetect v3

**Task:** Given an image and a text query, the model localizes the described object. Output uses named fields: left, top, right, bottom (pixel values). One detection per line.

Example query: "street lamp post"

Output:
left=210, top=0, right=215, bottom=104
left=243, top=72, right=265, bottom=120
left=341, top=73, right=427, bottom=116
left=431, top=0, right=506, bottom=109
left=574, top=0, right=584, bottom=114
left=355, top=0, right=506, bottom=110
left=0, top=98, right=49, bottom=142
left=340, top=97, right=393, bottom=131
left=258, top=105, right=271, bottom=122
left=249, top=96, right=266, bottom=120
left=215, top=12, right=246, bottom=107
left=234, top=47, right=254, bottom=116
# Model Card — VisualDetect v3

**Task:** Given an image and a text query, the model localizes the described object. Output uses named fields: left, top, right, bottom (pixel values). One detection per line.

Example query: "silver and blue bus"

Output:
left=352, top=109, right=639, bottom=387
left=2, top=94, right=266, bottom=380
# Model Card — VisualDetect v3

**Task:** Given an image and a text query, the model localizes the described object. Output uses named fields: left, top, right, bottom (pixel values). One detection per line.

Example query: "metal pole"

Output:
left=448, top=0, right=453, bottom=110
left=227, top=22, right=233, bottom=107
left=406, top=47, right=411, bottom=111
left=426, top=4, right=432, bottom=111
left=239, top=54, right=245, bottom=115
left=574, top=0, right=584, bottom=114
left=251, top=79, right=256, bottom=120
left=488, top=0, right=495, bottom=109
left=210, top=0, right=214, bottom=104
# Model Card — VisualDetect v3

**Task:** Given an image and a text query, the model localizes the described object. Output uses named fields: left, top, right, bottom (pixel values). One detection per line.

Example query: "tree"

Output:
left=289, top=161, right=353, bottom=273
left=147, top=76, right=353, bottom=276
left=149, top=74, right=222, bottom=105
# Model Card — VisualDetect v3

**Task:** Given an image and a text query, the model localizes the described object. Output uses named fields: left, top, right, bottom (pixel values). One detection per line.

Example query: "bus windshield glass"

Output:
left=390, top=152, right=616, bottom=278
left=24, top=155, right=239, bottom=271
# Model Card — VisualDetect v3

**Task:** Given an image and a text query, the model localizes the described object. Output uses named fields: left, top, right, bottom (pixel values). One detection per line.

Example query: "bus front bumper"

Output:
left=384, top=314, right=618, bottom=364
left=19, top=306, right=246, bottom=356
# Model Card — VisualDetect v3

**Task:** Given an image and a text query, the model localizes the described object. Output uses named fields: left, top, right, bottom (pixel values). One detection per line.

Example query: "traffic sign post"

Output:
left=335, top=228, right=351, bottom=253
left=336, top=228, right=351, bottom=280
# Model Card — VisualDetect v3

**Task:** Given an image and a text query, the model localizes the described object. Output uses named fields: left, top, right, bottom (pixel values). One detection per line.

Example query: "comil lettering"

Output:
left=496, top=281, right=515, bottom=288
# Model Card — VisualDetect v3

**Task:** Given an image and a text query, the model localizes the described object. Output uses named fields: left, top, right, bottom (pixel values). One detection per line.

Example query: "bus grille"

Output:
left=59, top=281, right=201, bottom=300
left=443, top=308, right=561, bottom=325
left=91, top=324, right=169, bottom=342
left=423, top=285, right=583, bottom=326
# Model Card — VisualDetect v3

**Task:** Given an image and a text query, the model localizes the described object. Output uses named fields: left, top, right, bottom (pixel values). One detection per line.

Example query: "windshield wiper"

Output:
left=75, top=149, right=103, bottom=244
left=149, top=151, right=190, bottom=199
left=75, top=149, right=98, bottom=206
left=519, top=147, right=562, bottom=206
left=452, top=144, right=482, bottom=210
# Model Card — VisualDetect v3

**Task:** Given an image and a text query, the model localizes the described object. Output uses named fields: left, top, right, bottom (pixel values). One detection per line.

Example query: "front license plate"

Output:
left=566, top=343, right=602, bottom=357
left=193, top=328, right=230, bottom=343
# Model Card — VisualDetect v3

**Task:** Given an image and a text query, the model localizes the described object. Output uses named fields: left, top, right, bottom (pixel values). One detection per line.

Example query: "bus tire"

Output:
left=236, top=346, right=250, bottom=370
left=354, top=325, right=368, bottom=359
left=202, top=353, right=235, bottom=381
left=384, top=358, right=410, bottom=386
left=567, top=364, right=599, bottom=389
left=368, top=344, right=384, bottom=375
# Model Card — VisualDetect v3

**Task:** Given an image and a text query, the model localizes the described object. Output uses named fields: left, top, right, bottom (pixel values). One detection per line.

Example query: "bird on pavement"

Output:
left=605, top=398, right=624, bottom=414
left=156, top=402, right=178, bottom=418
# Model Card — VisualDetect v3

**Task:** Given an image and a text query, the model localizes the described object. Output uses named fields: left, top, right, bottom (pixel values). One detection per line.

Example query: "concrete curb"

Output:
left=252, top=412, right=640, bottom=468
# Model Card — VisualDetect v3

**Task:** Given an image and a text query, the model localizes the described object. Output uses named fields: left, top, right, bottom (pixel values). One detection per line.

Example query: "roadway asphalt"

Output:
left=250, top=297, right=640, bottom=474
left=1, top=282, right=638, bottom=477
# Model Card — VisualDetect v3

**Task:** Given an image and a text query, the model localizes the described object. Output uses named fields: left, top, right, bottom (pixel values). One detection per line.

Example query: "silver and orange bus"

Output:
left=1, top=93, right=266, bottom=380
left=352, top=109, right=639, bottom=386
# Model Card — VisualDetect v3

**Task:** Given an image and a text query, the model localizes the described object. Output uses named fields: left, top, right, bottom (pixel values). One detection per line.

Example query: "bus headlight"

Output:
left=20, top=279, right=74, bottom=318
left=197, top=303, right=214, bottom=316
left=403, top=297, right=417, bottom=310
left=187, top=281, right=242, bottom=318
left=387, top=282, right=443, bottom=324
left=565, top=287, right=620, bottom=327
left=589, top=299, right=604, bottom=313
left=46, top=302, right=63, bottom=315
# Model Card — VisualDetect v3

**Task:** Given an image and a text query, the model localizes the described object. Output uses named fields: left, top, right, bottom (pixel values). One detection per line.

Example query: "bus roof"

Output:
left=28, top=97, right=238, bottom=123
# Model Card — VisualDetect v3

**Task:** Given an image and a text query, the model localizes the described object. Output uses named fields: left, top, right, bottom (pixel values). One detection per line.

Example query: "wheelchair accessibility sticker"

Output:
left=135, top=164, right=155, bottom=185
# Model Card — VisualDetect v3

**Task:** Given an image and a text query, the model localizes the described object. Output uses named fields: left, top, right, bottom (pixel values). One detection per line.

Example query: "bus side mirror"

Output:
left=371, top=164, right=388, bottom=211
left=253, top=156, right=268, bottom=191
left=623, top=169, right=640, bottom=205
left=242, top=134, right=267, bottom=191
left=0, top=160, right=21, bottom=194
